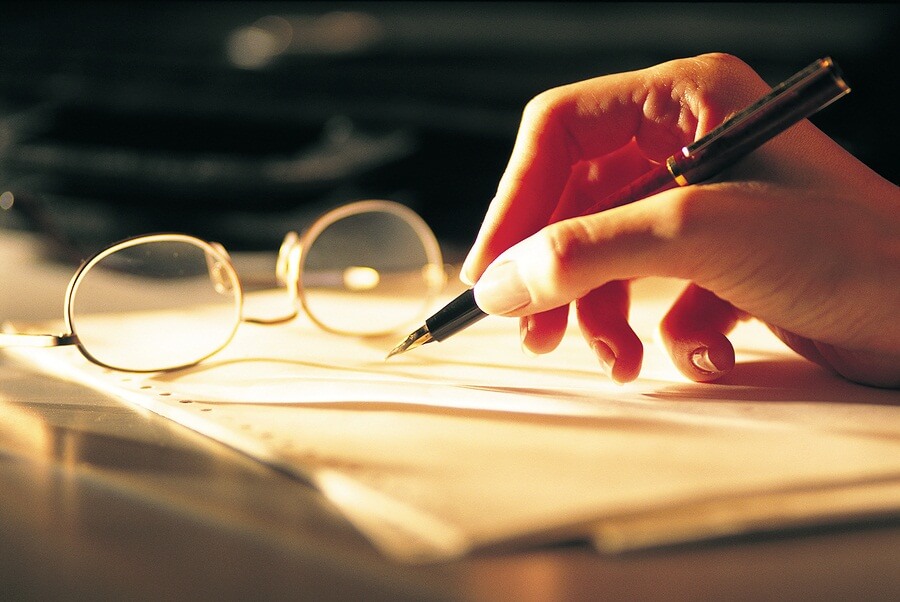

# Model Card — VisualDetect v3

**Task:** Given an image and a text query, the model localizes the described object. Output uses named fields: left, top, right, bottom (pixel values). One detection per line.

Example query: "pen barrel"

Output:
left=672, top=57, right=850, bottom=185
left=425, top=288, right=487, bottom=341
left=583, top=162, right=677, bottom=215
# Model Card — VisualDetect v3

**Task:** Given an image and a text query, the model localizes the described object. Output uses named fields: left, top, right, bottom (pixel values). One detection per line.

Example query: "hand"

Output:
left=460, top=53, right=900, bottom=388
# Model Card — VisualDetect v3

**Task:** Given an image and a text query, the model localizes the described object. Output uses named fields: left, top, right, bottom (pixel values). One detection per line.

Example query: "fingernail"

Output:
left=459, top=258, right=475, bottom=286
left=690, top=346, right=722, bottom=374
left=473, top=260, right=531, bottom=315
left=519, top=316, right=537, bottom=357
left=591, top=339, right=616, bottom=379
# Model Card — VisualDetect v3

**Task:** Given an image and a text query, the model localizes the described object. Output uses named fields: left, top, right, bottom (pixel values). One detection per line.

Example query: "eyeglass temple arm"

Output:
left=0, top=330, right=79, bottom=348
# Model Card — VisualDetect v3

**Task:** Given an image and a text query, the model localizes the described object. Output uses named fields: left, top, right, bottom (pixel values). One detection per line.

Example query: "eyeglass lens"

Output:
left=68, top=237, right=242, bottom=371
left=300, top=206, right=443, bottom=336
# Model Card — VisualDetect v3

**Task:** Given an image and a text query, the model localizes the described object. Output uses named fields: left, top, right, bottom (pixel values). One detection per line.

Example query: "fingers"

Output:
left=519, top=306, right=569, bottom=355
left=472, top=186, right=701, bottom=317
left=459, top=52, right=900, bottom=388
left=501, top=143, right=652, bottom=373
left=461, top=53, right=768, bottom=286
left=459, top=71, right=653, bottom=285
left=575, top=281, right=643, bottom=384
left=517, top=280, right=644, bottom=384
left=658, top=284, right=742, bottom=382
left=550, top=140, right=659, bottom=220
left=472, top=176, right=900, bottom=389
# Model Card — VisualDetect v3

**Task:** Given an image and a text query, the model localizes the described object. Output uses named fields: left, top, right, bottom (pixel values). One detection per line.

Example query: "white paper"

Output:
left=5, top=278, right=900, bottom=563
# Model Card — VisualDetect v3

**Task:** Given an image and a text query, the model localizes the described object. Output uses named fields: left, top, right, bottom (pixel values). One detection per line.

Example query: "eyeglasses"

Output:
left=0, top=200, right=446, bottom=372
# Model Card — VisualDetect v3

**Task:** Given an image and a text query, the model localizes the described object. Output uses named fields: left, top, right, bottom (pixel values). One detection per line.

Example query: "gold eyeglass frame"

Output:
left=0, top=199, right=446, bottom=372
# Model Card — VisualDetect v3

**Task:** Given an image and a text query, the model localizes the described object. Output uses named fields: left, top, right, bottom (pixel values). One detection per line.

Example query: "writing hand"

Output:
left=461, top=54, right=900, bottom=387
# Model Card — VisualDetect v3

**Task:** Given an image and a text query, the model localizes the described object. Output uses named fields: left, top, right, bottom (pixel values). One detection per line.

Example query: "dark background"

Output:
left=0, top=2, right=896, bottom=258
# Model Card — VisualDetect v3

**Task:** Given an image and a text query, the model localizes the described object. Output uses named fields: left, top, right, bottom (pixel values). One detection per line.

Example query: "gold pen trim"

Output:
left=666, top=155, right=690, bottom=187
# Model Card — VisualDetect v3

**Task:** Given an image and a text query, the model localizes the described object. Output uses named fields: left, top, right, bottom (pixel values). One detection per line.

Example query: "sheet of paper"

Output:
left=5, top=278, right=900, bottom=563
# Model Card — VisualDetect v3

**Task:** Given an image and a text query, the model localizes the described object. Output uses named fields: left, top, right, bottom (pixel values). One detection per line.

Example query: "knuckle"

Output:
left=520, top=86, right=582, bottom=162
left=692, top=53, right=768, bottom=110
left=683, top=53, right=756, bottom=88
left=522, top=87, right=564, bottom=126
left=695, top=52, right=751, bottom=76
left=653, top=188, right=702, bottom=239
left=645, top=188, right=712, bottom=277
left=537, top=220, right=594, bottom=294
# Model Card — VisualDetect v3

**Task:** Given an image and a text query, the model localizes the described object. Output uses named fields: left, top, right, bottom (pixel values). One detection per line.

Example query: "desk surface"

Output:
left=0, top=232, right=898, bottom=600
left=2, top=356, right=899, bottom=601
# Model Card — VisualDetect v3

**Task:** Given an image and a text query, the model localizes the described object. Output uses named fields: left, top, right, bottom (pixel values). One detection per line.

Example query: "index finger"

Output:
left=460, top=53, right=768, bottom=285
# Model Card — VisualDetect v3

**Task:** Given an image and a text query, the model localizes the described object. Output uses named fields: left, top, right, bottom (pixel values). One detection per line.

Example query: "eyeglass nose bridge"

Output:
left=241, top=231, right=302, bottom=326
left=275, top=231, right=301, bottom=292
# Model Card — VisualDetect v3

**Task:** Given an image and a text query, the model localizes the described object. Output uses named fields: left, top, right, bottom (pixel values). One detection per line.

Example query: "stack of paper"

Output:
left=6, top=278, right=899, bottom=563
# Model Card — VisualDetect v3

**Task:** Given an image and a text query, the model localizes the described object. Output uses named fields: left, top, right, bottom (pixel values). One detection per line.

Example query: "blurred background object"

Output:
left=0, top=1, right=896, bottom=260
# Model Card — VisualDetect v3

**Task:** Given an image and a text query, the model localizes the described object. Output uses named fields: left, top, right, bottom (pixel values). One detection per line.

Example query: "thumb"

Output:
left=472, top=189, right=703, bottom=316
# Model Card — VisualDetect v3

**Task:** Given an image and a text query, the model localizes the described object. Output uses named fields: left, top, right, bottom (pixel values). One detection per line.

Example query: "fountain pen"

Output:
left=387, top=57, right=849, bottom=359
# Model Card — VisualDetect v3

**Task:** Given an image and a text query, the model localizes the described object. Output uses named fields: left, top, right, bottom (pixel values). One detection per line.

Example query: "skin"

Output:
left=461, top=53, right=900, bottom=388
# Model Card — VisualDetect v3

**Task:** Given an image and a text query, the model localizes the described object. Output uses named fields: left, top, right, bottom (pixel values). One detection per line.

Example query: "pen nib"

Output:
left=386, top=325, right=433, bottom=359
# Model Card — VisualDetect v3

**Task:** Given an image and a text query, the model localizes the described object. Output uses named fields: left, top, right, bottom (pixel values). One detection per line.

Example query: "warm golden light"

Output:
left=343, top=266, right=380, bottom=291
left=0, top=400, right=52, bottom=457
left=422, top=263, right=448, bottom=289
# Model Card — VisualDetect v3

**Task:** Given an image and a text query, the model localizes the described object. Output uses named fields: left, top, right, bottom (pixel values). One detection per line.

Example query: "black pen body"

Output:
left=425, top=288, right=488, bottom=341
